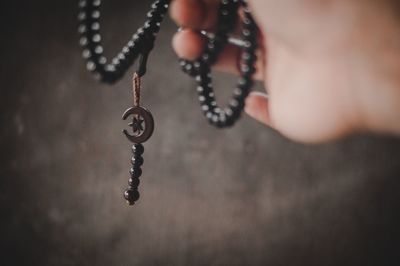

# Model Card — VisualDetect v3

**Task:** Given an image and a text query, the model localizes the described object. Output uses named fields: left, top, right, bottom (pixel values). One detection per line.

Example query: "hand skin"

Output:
left=170, top=0, right=400, bottom=143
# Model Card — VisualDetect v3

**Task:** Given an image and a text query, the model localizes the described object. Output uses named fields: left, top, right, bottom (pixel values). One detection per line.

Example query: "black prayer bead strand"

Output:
left=78, top=0, right=171, bottom=83
left=187, top=1, right=258, bottom=128
left=78, top=0, right=259, bottom=205
left=124, top=144, right=145, bottom=205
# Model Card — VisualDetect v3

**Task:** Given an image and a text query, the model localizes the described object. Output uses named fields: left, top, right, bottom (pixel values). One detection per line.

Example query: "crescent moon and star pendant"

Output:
left=122, top=106, right=154, bottom=144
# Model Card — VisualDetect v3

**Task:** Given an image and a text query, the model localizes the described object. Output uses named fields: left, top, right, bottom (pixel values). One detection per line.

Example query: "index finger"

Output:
left=169, top=0, right=219, bottom=30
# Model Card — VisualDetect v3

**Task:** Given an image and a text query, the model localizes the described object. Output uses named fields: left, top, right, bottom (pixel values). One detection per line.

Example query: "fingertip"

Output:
left=169, top=0, right=206, bottom=29
left=172, top=29, right=206, bottom=60
left=245, top=92, right=270, bottom=125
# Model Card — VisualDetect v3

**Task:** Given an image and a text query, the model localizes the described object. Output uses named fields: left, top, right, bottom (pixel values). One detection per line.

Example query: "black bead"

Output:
left=205, top=111, right=213, bottom=120
left=211, top=114, right=220, bottom=124
left=124, top=189, right=140, bottom=205
left=198, top=95, right=207, bottom=104
left=130, top=167, right=142, bottom=178
left=131, top=155, right=144, bottom=167
left=201, top=104, right=210, bottom=113
left=201, top=53, right=211, bottom=64
left=129, top=177, right=140, bottom=188
left=132, top=144, right=144, bottom=155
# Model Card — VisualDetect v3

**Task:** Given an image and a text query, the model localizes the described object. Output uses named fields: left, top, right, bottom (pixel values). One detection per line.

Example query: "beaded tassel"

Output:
left=124, top=144, right=144, bottom=205
left=122, top=74, right=154, bottom=205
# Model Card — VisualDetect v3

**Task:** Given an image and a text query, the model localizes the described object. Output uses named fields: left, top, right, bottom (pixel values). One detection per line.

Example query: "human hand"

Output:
left=170, top=0, right=400, bottom=143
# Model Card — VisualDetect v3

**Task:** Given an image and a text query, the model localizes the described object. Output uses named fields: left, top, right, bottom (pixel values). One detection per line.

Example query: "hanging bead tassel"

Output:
left=122, top=73, right=154, bottom=205
left=124, top=144, right=144, bottom=205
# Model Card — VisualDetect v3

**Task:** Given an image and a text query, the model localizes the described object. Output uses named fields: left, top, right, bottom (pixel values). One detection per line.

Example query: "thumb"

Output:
left=244, top=92, right=271, bottom=125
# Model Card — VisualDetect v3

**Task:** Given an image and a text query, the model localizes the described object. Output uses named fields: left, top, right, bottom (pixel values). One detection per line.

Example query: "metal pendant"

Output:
left=122, top=106, right=154, bottom=144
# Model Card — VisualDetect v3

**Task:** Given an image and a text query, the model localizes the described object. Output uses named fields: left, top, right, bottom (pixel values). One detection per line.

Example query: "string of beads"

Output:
left=78, top=0, right=258, bottom=127
left=78, top=0, right=171, bottom=82
left=180, top=1, right=257, bottom=127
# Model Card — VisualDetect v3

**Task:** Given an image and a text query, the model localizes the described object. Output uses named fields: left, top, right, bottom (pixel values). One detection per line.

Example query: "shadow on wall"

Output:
left=0, top=0, right=400, bottom=265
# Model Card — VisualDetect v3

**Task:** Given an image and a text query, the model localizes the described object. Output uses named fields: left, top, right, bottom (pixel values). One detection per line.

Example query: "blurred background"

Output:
left=1, top=0, right=400, bottom=265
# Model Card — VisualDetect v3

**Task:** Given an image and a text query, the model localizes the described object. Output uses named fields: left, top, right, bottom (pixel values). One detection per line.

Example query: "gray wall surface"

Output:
left=1, top=1, right=400, bottom=265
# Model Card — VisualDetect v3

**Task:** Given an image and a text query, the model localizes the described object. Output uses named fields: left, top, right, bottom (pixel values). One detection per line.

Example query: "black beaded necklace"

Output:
left=78, top=0, right=258, bottom=205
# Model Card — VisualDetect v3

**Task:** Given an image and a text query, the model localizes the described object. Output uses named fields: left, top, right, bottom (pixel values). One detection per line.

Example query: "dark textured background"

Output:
left=1, top=1, right=400, bottom=265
